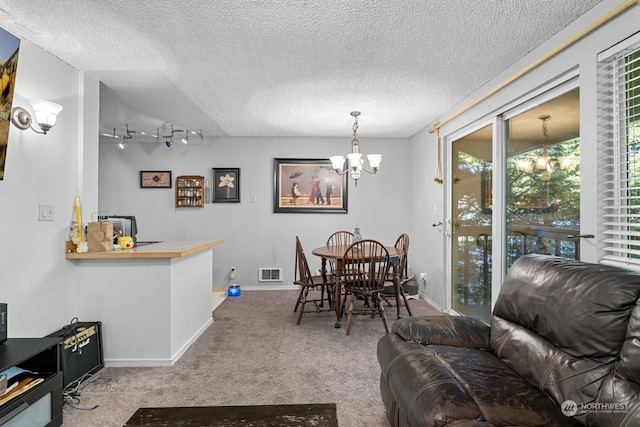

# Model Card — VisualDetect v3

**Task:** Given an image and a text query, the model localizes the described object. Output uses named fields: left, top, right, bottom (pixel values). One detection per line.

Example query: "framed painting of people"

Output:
left=273, top=158, right=347, bottom=213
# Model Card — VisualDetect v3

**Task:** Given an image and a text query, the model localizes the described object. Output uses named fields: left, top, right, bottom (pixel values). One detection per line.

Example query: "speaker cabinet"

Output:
left=47, top=321, right=104, bottom=388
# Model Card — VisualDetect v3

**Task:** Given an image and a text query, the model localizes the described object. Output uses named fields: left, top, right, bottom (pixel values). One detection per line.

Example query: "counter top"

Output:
left=65, top=240, right=222, bottom=259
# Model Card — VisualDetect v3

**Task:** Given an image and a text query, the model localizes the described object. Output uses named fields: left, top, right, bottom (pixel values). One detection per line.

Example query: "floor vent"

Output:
left=258, top=268, right=283, bottom=282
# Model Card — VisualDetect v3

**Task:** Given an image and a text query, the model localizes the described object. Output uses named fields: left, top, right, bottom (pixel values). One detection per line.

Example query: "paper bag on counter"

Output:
left=87, top=221, right=113, bottom=252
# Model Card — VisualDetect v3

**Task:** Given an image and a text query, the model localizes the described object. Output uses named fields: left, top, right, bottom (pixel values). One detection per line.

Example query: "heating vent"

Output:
left=259, top=267, right=283, bottom=282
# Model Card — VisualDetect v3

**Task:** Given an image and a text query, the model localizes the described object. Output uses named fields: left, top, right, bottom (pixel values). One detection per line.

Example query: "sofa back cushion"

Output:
left=491, top=255, right=640, bottom=425
left=493, top=254, right=640, bottom=358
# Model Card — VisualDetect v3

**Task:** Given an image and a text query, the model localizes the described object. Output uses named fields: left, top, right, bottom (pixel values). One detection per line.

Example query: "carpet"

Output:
left=62, top=290, right=440, bottom=426
left=124, top=403, right=338, bottom=426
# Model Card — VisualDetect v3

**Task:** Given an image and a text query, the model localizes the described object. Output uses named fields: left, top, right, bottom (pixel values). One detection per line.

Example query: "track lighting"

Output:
left=103, top=124, right=134, bottom=149
left=100, top=125, right=203, bottom=148
left=11, top=99, right=63, bottom=135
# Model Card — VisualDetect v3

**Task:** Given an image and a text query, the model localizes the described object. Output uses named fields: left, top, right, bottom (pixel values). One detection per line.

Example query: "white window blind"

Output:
left=598, top=44, right=640, bottom=270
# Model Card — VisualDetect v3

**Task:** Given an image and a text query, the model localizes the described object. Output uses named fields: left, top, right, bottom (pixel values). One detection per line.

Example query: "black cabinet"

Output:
left=0, top=338, right=62, bottom=426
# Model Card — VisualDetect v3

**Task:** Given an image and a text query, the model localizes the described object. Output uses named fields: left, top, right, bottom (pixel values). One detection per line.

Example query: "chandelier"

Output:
left=515, top=114, right=573, bottom=181
left=330, top=111, right=382, bottom=186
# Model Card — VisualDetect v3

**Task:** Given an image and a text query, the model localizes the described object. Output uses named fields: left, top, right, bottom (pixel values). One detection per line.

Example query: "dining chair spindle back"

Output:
left=341, top=239, right=391, bottom=335
left=382, top=233, right=413, bottom=316
left=326, top=230, right=354, bottom=278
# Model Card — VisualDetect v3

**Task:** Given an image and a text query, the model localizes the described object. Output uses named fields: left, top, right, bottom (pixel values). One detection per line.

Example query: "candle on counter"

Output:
left=75, top=195, right=82, bottom=243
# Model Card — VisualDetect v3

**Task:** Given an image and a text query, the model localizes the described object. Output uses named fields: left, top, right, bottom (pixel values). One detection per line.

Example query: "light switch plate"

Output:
left=38, top=203, right=54, bottom=221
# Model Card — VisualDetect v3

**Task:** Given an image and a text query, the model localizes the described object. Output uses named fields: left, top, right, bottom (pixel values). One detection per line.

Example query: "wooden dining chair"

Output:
left=326, top=230, right=354, bottom=247
left=325, top=230, right=354, bottom=275
left=340, top=239, right=391, bottom=335
left=382, top=233, right=413, bottom=317
left=324, top=230, right=354, bottom=303
left=293, top=236, right=334, bottom=325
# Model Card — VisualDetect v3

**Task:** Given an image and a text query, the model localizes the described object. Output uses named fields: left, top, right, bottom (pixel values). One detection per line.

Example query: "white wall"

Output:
left=409, top=129, right=446, bottom=307
left=98, top=136, right=411, bottom=289
left=0, top=40, right=101, bottom=336
left=409, top=0, right=640, bottom=310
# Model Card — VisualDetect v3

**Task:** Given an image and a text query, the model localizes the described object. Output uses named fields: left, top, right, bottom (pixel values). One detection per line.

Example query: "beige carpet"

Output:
left=61, top=289, right=440, bottom=426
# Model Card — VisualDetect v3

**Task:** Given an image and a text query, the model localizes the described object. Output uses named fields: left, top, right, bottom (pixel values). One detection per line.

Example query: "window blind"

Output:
left=598, top=45, right=640, bottom=270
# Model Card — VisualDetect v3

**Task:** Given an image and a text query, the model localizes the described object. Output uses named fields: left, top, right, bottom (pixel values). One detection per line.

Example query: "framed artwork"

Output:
left=0, top=27, right=20, bottom=181
left=140, top=171, right=172, bottom=188
left=273, top=158, right=347, bottom=213
left=212, top=168, right=240, bottom=203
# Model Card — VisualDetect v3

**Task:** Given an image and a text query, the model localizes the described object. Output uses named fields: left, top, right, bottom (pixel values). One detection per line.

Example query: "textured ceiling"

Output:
left=0, top=0, right=602, bottom=140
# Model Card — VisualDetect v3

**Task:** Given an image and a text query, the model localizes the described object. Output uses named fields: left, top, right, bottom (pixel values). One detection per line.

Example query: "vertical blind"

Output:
left=598, top=44, right=640, bottom=269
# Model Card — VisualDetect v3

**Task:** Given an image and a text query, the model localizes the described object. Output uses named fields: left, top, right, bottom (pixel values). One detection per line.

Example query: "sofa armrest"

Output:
left=391, top=315, right=490, bottom=349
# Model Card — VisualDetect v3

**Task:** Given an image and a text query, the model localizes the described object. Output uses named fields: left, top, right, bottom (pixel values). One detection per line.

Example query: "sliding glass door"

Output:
left=449, top=86, right=581, bottom=323
left=451, top=124, right=493, bottom=322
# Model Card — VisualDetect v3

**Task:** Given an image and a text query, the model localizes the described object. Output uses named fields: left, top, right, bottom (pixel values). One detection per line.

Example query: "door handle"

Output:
left=567, top=234, right=594, bottom=239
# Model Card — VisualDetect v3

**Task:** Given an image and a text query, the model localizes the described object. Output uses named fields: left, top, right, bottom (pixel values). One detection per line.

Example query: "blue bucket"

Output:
left=227, top=284, right=241, bottom=297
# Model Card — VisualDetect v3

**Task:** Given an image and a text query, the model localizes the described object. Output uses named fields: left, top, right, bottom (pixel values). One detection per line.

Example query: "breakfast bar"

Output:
left=66, top=240, right=222, bottom=367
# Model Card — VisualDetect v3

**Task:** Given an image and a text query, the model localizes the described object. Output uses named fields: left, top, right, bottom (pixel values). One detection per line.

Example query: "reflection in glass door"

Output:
left=451, top=125, right=493, bottom=323
left=505, top=89, right=580, bottom=269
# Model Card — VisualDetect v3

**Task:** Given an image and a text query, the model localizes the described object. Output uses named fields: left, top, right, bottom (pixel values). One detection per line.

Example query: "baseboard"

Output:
left=104, top=318, right=214, bottom=367
left=170, top=318, right=214, bottom=363
left=229, top=285, right=293, bottom=291
left=418, top=291, right=447, bottom=312
left=105, top=358, right=174, bottom=368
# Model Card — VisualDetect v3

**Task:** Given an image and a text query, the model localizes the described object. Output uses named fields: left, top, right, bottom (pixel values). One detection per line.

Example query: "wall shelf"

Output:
left=175, top=175, right=204, bottom=208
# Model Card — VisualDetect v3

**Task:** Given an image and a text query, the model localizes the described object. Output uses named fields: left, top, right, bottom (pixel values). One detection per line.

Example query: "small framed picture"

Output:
left=212, top=168, right=240, bottom=203
left=140, top=171, right=172, bottom=188
left=273, top=158, right=347, bottom=213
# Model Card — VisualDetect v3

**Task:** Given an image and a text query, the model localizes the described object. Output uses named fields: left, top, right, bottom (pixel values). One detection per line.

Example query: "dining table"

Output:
left=311, top=243, right=406, bottom=328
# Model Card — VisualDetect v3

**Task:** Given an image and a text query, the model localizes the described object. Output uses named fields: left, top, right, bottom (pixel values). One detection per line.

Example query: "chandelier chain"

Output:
left=352, top=115, right=359, bottom=139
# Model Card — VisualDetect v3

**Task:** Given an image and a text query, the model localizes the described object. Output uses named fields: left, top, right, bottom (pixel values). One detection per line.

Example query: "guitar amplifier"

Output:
left=47, top=321, right=104, bottom=388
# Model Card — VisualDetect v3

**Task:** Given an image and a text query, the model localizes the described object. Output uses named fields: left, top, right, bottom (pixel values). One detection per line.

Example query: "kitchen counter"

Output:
left=67, top=239, right=222, bottom=367
left=65, top=240, right=222, bottom=259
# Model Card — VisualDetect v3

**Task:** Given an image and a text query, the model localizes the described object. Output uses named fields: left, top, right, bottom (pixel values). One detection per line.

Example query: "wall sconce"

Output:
left=11, top=99, right=63, bottom=135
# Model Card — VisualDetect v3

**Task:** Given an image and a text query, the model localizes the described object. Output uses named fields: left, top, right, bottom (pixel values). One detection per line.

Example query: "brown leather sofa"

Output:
left=377, top=254, right=640, bottom=426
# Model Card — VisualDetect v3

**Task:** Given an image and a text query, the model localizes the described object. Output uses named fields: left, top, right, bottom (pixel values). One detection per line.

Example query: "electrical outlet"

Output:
left=420, top=273, right=426, bottom=282
left=230, top=267, right=237, bottom=279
